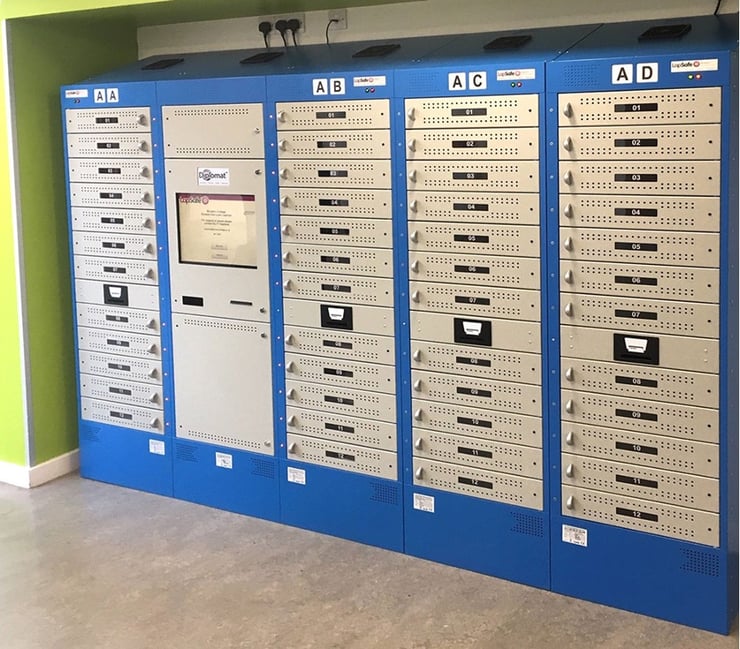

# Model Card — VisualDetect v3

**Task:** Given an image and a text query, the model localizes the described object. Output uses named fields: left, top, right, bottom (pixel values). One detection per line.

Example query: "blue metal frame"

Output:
left=545, top=15, right=738, bottom=633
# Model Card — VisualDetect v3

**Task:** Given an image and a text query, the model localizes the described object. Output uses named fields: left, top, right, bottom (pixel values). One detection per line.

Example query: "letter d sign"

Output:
left=637, top=62, right=659, bottom=83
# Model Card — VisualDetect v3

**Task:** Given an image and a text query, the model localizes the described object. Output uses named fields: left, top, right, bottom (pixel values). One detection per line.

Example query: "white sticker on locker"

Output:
left=215, top=452, right=233, bottom=469
left=149, top=439, right=165, bottom=456
left=287, top=466, right=306, bottom=485
left=562, top=524, right=588, bottom=547
left=413, top=493, right=435, bottom=513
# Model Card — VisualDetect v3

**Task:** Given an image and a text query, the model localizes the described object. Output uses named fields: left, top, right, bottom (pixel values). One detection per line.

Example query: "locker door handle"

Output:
left=145, top=268, right=156, bottom=280
left=563, top=270, right=574, bottom=284
left=562, top=102, right=573, bottom=118
left=413, top=379, right=422, bottom=391
left=410, top=260, right=420, bottom=273
left=414, top=438, right=423, bottom=450
left=411, top=291, right=420, bottom=303
left=565, top=464, right=574, bottom=478
left=287, top=442, right=297, bottom=454
left=140, top=191, right=152, bottom=203
left=565, top=400, right=574, bottom=414
left=407, top=139, right=416, bottom=152
left=142, top=242, right=154, bottom=253
left=563, top=237, right=574, bottom=251
left=137, top=114, right=148, bottom=125
left=285, top=334, right=295, bottom=346
left=408, top=169, right=417, bottom=183
left=148, top=393, right=160, bottom=404
left=562, top=136, right=573, bottom=151
left=414, top=467, right=424, bottom=479
left=283, top=279, right=293, bottom=290
left=282, top=252, right=292, bottom=262
left=564, top=367, right=574, bottom=381
left=281, top=224, right=291, bottom=236
left=562, top=170, right=573, bottom=185
left=409, top=199, right=418, bottom=212
left=149, top=417, right=160, bottom=429
left=563, top=203, right=574, bottom=218
left=142, top=217, right=153, bottom=229
left=139, top=166, right=150, bottom=178
left=565, top=495, right=575, bottom=510
left=280, top=196, right=290, bottom=208
left=564, top=303, right=574, bottom=317
left=286, top=388, right=297, bottom=400
left=565, top=431, right=574, bottom=446
left=277, top=110, right=287, bottom=123
left=146, top=319, right=158, bottom=330
left=138, top=141, right=148, bottom=151
left=413, top=409, right=423, bottom=421
left=287, top=415, right=297, bottom=426
left=147, top=368, right=159, bottom=379
left=279, top=168, right=288, bottom=179
left=278, top=139, right=287, bottom=151
left=147, top=343, right=158, bottom=354
left=285, top=361, right=296, bottom=373
left=412, top=349, right=422, bottom=362
left=409, top=230, right=419, bottom=243
left=406, top=107, right=416, bottom=121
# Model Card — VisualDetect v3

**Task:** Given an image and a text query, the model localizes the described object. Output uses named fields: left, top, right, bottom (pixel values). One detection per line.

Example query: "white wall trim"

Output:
left=0, top=450, right=79, bottom=489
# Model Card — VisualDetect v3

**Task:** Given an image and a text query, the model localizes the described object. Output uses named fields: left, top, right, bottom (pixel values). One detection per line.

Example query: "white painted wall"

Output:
left=138, top=0, right=738, bottom=58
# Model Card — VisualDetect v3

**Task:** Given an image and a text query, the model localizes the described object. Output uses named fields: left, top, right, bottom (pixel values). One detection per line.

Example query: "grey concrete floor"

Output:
left=0, top=474, right=736, bottom=649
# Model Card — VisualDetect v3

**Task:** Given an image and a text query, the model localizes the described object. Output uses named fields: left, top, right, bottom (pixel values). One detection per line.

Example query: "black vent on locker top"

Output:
left=352, top=43, right=401, bottom=58
left=241, top=51, right=285, bottom=65
left=483, top=34, right=532, bottom=51
left=638, top=24, right=692, bottom=41
left=142, top=58, right=184, bottom=70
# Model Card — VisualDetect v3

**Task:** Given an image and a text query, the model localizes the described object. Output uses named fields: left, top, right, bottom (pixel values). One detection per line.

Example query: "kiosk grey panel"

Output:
left=285, top=379, right=396, bottom=421
left=70, top=183, right=154, bottom=210
left=413, top=458, right=542, bottom=509
left=280, top=216, right=392, bottom=248
left=411, top=341, right=541, bottom=383
left=559, top=161, right=720, bottom=196
left=80, top=374, right=163, bottom=409
left=409, top=253, right=540, bottom=289
left=558, top=195, right=719, bottom=232
left=561, top=390, right=718, bottom=443
left=286, top=407, right=396, bottom=451
left=72, top=232, right=156, bottom=259
left=560, top=229, right=719, bottom=267
left=561, top=486, right=718, bottom=547
left=284, top=299, right=394, bottom=336
left=286, top=434, right=397, bottom=479
left=561, top=423, right=718, bottom=477
left=285, top=352, right=395, bottom=393
left=277, top=130, right=389, bottom=159
left=279, top=189, right=392, bottom=218
left=68, top=158, right=154, bottom=184
left=412, top=399, right=541, bottom=447
left=412, top=312, right=540, bottom=352
left=172, top=313, right=274, bottom=454
left=412, top=370, right=541, bottom=416
left=162, top=104, right=264, bottom=158
left=408, top=223, right=539, bottom=256
left=76, top=304, right=159, bottom=335
left=66, top=133, right=152, bottom=158
left=81, top=397, right=163, bottom=433
left=78, top=350, right=161, bottom=384
left=278, top=160, right=392, bottom=188
left=276, top=99, right=390, bottom=130
left=165, top=158, right=269, bottom=321
left=282, top=245, right=393, bottom=277
left=410, top=282, right=540, bottom=320
left=74, top=256, right=158, bottom=286
left=406, top=127, right=539, bottom=160
left=65, top=107, right=150, bottom=133
left=78, top=327, right=160, bottom=359
left=407, top=160, right=539, bottom=192
left=561, top=295, right=718, bottom=338
left=561, top=453, right=718, bottom=512
left=283, top=272, right=393, bottom=306
left=75, top=279, right=159, bottom=311
left=560, top=261, right=719, bottom=302
left=284, top=326, right=395, bottom=365
left=407, top=191, right=540, bottom=224
left=412, top=429, right=541, bottom=478
left=71, top=206, right=156, bottom=235
left=559, top=124, right=721, bottom=160
left=561, top=358, right=718, bottom=408
left=560, top=325, right=719, bottom=373
left=558, top=87, right=721, bottom=126
left=405, top=95, right=539, bottom=129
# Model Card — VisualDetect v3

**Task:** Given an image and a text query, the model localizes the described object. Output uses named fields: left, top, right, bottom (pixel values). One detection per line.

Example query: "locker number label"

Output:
left=448, top=71, right=487, bottom=91
left=94, top=87, right=120, bottom=103
left=562, top=524, right=588, bottom=547
left=611, top=63, right=658, bottom=84
left=413, top=493, right=435, bottom=513
left=313, top=78, right=346, bottom=95
left=287, top=466, right=306, bottom=485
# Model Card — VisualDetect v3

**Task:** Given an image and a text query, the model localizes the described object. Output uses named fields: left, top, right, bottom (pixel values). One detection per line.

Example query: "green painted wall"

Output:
left=0, top=0, right=166, bottom=20
left=9, top=16, right=139, bottom=464
left=0, top=21, right=27, bottom=467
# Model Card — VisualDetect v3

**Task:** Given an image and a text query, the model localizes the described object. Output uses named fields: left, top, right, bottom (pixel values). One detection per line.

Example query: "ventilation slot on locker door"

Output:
left=181, top=428, right=263, bottom=452
left=562, top=64, right=601, bottom=90
left=80, top=426, right=101, bottom=443
left=179, top=317, right=259, bottom=333
left=510, top=512, right=544, bottom=537
left=250, top=457, right=276, bottom=479
left=680, top=548, right=720, bottom=577
left=176, top=442, right=199, bottom=463
left=370, top=481, right=400, bottom=505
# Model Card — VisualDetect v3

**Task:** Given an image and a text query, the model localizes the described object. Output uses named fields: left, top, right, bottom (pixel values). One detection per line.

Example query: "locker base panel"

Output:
left=551, top=517, right=736, bottom=634
left=404, top=487, right=548, bottom=589
left=173, top=440, right=280, bottom=522
left=78, top=422, right=173, bottom=497
left=279, top=460, right=403, bottom=552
